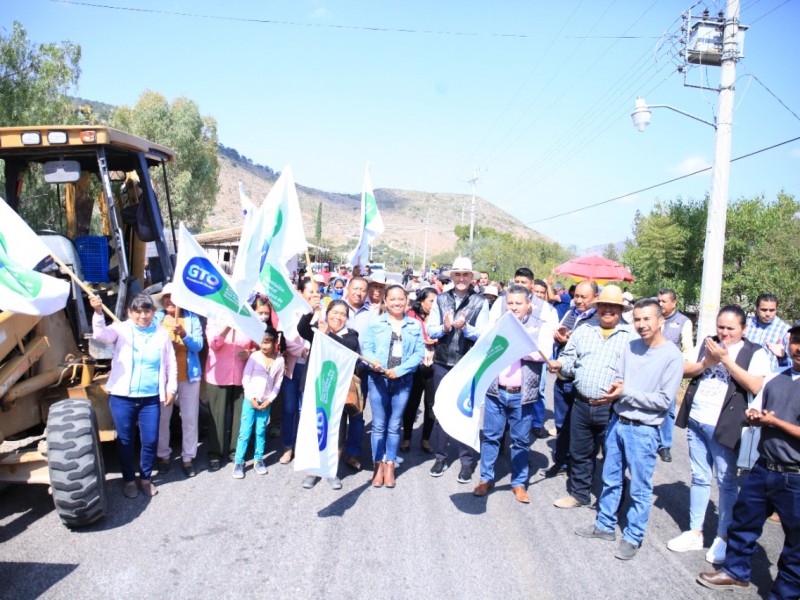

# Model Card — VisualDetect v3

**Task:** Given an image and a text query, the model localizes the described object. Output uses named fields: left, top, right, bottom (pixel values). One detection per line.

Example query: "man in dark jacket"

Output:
left=427, top=257, right=489, bottom=483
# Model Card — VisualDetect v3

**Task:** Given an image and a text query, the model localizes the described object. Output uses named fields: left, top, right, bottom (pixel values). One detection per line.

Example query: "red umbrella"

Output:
left=553, top=255, right=635, bottom=283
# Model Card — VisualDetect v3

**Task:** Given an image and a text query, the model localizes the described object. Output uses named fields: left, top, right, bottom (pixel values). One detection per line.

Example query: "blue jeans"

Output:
left=687, top=418, right=739, bottom=536
left=595, top=416, right=660, bottom=546
left=531, top=373, right=547, bottom=429
left=553, top=378, right=576, bottom=467
left=480, top=391, right=534, bottom=488
left=234, top=402, right=272, bottom=463
left=282, top=362, right=306, bottom=449
left=568, top=398, right=610, bottom=504
left=109, top=394, right=160, bottom=482
left=723, top=463, right=800, bottom=598
left=368, top=372, right=413, bottom=462
left=657, top=396, right=676, bottom=450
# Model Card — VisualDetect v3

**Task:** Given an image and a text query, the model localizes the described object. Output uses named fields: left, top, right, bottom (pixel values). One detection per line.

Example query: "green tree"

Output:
left=449, top=225, right=572, bottom=283
left=314, top=201, right=323, bottom=247
left=110, top=91, right=219, bottom=230
left=622, top=202, right=686, bottom=299
left=623, top=192, right=800, bottom=318
left=602, top=243, right=620, bottom=262
left=0, top=22, right=82, bottom=126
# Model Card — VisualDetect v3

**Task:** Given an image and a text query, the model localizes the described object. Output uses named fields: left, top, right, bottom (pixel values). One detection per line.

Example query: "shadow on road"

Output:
left=317, top=481, right=371, bottom=518
left=449, top=491, right=487, bottom=515
left=0, top=485, right=55, bottom=544
left=0, top=561, right=78, bottom=598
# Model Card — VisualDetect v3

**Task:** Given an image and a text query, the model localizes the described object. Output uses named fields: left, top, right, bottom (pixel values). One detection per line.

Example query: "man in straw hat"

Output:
left=548, top=284, right=634, bottom=509
left=427, top=256, right=489, bottom=483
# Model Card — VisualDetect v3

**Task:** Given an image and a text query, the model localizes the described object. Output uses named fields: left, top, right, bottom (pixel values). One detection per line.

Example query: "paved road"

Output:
left=0, top=376, right=785, bottom=599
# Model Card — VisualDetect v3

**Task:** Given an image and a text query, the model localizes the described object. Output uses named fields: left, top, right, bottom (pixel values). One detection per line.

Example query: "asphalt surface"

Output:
left=0, top=374, right=786, bottom=600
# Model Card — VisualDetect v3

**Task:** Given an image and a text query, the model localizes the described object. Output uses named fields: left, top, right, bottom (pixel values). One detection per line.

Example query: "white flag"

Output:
left=294, top=332, right=358, bottom=478
left=347, top=164, right=384, bottom=268
left=231, top=181, right=261, bottom=298
left=433, top=312, right=539, bottom=451
left=231, top=168, right=311, bottom=330
left=0, top=197, right=70, bottom=316
left=171, top=223, right=265, bottom=344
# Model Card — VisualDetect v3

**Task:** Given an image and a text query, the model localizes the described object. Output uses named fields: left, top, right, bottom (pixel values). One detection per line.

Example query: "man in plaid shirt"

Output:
left=548, top=285, right=635, bottom=509
left=745, top=293, right=791, bottom=372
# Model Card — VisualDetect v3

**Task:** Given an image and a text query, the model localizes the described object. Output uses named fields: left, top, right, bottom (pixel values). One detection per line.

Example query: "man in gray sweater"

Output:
left=574, top=298, right=684, bottom=560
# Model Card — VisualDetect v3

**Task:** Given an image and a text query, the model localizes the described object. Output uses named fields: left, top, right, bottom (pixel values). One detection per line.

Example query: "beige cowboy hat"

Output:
left=590, top=284, right=633, bottom=312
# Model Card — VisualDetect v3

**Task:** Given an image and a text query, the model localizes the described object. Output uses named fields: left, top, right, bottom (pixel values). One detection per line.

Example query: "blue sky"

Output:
left=5, top=0, right=799, bottom=250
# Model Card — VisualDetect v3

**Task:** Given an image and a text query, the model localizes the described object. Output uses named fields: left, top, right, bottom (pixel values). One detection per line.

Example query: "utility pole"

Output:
left=468, top=167, right=480, bottom=250
left=696, top=0, right=740, bottom=340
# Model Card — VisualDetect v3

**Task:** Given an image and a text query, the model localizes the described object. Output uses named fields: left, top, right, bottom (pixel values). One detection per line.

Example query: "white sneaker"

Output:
left=667, top=531, right=703, bottom=552
left=705, top=536, right=727, bottom=564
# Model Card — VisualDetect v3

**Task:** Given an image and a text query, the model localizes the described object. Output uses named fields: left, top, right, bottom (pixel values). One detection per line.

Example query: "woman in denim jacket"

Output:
left=362, top=285, right=426, bottom=488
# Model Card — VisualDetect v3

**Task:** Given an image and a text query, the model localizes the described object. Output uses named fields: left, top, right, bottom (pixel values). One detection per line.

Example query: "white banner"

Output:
left=171, top=223, right=265, bottom=344
left=294, top=332, right=358, bottom=478
left=433, top=312, right=539, bottom=451
left=0, top=197, right=70, bottom=316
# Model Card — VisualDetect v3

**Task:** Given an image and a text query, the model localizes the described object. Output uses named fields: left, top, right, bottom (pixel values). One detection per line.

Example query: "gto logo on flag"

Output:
left=457, top=335, right=509, bottom=417
left=315, top=360, right=338, bottom=450
left=184, top=257, right=222, bottom=295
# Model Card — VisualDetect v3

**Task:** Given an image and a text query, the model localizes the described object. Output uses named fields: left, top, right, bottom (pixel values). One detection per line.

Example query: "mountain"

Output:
left=209, top=152, right=549, bottom=258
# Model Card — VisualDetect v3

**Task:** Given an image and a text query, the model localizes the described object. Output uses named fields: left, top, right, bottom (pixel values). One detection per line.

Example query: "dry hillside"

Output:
left=208, top=155, right=547, bottom=257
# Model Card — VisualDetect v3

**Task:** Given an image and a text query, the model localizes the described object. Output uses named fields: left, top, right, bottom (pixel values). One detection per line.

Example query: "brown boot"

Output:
left=372, top=461, right=385, bottom=487
left=384, top=461, right=396, bottom=488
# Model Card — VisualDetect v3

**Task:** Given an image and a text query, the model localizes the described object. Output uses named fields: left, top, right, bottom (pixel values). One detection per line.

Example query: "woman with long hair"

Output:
left=400, top=287, right=438, bottom=453
left=362, top=285, right=425, bottom=488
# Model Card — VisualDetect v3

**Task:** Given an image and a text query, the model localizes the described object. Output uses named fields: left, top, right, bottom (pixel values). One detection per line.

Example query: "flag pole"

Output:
left=49, top=253, right=120, bottom=322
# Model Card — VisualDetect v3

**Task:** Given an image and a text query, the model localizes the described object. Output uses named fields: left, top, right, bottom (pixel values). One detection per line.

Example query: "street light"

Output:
left=631, top=97, right=716, bottom=132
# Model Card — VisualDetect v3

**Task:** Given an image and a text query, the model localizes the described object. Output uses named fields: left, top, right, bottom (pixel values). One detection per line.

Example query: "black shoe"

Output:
left=532, top=427, right=549, bottom=439
left=157, top=458, right=171, bottom=473
left=457, top=464, right=473, bottom=484
left=429, top=459, right=448, bottom=477
left=182, top=463, right=197, bottom=478
left=658, top=447, right=672, bottom=463
left=544, top=464, right=568, bottom=478
left=420, top=441, right=434, bottom=454
left=208, top=458, right=222, bottom=472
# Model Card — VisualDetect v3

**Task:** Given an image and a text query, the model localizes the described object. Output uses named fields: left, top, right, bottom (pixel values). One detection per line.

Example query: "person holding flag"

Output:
left=296, top=299, right=361, bottom=490
left=89, top=293, right=177, bottom=499
left=361, top=285, right=426, bottom=488
left=473, top=285, right=554, bottom=503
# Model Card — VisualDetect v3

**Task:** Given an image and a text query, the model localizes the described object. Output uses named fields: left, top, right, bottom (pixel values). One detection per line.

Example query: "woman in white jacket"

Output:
left=90, top=293, right=177, bottom=499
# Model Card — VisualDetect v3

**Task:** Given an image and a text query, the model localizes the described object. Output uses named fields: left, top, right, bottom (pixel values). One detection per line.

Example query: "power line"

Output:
left=528, top=135, right=800, bottom=225
left=748, top=0, right=791, bottom=24
left=49, top=0, right=662, bottom=39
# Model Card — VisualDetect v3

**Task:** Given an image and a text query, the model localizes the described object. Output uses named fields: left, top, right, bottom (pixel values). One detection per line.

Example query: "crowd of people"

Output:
left=89, top=259, right=800, bottom=599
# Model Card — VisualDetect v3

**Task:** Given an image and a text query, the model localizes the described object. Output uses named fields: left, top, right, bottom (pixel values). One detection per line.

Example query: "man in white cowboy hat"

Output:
left=427, top=256, right=490, bottom=483
left=548, top=284, right=635, bottom=509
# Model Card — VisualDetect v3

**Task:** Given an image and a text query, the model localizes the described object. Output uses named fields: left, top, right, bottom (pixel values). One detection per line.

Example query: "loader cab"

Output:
left=0, top=125, right=177, bottom=352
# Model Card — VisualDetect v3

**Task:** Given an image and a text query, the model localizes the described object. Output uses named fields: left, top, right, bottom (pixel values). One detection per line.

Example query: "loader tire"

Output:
left=46, top=399, right=107, bottom=528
